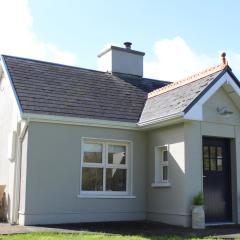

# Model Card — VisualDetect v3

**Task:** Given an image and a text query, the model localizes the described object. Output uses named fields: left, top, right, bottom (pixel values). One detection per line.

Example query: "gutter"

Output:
left=21, top=112, right=186, bottom=131
left=137, top=112, right=184, bottom=129
left=12, top=120, right=29, bottom=224
left=19, top=121, right=29, bottom=140
left=21, top=113, right=139, bottom=130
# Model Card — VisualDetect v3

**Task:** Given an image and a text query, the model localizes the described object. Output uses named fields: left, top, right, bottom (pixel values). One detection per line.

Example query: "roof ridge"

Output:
left=148, top=61, right=228, bottom=99
left=1, top=54, right=170, bottom=84
left=112, top=72, right=171, bottom=84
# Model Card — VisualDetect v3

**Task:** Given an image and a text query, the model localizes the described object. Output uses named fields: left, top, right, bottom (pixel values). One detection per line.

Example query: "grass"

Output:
left=0, top=232, right=228, bottom=240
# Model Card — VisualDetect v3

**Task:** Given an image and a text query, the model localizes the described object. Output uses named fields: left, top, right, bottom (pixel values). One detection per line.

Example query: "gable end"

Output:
left=184, top=68, right=240, bottom=121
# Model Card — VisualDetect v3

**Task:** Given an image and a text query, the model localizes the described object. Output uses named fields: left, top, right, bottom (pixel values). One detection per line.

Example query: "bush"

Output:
left=192, top=192, right=204, bottom=205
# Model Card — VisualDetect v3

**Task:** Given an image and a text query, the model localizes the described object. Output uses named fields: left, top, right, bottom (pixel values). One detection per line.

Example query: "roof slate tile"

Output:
left=2, top=55, right=231, bottom=125
left=2, top=55, right=168, bottom=123
left=139, top=71, right=222, bottom=124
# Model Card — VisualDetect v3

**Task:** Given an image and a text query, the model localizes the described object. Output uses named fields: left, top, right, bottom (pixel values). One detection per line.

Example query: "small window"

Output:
left=80, top=139, right=130, bottom=196
left=153, top=146, right=169, bottom=185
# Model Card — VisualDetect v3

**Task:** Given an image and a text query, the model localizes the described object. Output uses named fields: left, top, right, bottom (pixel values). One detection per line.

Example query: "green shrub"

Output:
left=192, top=192, right=204, bottom=205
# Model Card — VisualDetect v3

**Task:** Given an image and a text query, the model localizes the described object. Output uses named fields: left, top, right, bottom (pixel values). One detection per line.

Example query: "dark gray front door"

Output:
left=203, top=137, right=232, bottom=223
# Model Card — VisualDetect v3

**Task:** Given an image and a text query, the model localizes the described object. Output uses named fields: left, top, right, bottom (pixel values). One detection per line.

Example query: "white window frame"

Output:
left=79, top=137, right=133, bottom=197
left=152, top=145, right=171, bottom=188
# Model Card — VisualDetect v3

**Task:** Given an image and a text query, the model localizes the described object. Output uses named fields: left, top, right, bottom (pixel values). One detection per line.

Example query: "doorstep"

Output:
left=205, top=222, right=235, bottom=226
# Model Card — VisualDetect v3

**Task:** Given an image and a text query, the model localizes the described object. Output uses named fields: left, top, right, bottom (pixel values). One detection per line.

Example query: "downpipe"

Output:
left=11, top=120, right=28, bottom=224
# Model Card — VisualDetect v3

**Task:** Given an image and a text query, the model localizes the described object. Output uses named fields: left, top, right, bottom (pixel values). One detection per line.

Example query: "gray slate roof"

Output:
left=139, top=71, right=225, bottom=124
left=2, top=55, right=168, bottom=123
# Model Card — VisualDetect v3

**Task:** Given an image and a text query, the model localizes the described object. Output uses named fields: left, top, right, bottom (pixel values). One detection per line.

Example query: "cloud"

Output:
left=0, top=1, right=239, bottom=80
left=144, top=37, right=240, bottom=81
left=0, top=0, right=77, bottom=65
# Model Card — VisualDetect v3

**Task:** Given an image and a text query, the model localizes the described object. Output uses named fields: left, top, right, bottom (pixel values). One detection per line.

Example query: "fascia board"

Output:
left=21, top=113, right=139, bottom=130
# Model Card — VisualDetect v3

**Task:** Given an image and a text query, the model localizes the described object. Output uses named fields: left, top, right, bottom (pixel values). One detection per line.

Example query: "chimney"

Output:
left=98, top=42, right=145, bottom=76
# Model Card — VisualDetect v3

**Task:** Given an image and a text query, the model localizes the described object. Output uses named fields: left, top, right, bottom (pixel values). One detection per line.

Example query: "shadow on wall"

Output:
left=147, top=126, right=191, bottom=221
left=146, top=123, right=205, bottom=227
left=166, top=144, right=202, bottom=221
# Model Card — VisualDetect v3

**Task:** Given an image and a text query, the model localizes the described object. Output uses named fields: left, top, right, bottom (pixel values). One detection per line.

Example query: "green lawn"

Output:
left=0, top=232, right=227, bottom=240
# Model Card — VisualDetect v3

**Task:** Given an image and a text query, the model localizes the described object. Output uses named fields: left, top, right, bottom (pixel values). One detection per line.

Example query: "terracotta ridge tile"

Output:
left=148, top=60, right=228, bottom=99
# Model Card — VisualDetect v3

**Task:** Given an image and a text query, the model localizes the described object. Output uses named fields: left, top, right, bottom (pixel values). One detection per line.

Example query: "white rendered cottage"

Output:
left=0, top=43, right=240, bottom=227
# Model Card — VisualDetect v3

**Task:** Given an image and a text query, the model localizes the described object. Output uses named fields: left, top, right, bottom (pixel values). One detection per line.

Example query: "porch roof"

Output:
left=139, top=66, right=236, bottom=125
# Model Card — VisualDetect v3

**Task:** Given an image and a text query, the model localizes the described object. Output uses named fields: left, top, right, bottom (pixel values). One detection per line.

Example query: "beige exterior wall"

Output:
left=146, top=87, right=240, bottom=227
left=19, top=122, right=147, bottom=225
left=146, top=124, right=190, bottom=226
left=3, top=78, right=239, bottom=226
left=184, top=121, right=202, bottom=221
left=202, top=87, right=240, bottom=125
left=0, top=72, right=21, bottom=222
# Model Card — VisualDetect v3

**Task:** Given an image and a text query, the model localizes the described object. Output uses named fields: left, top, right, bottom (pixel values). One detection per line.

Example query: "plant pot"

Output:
left=192, top=205, right=205, bottom=229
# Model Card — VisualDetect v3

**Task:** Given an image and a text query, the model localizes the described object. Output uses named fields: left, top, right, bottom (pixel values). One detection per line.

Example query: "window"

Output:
left=80, top=139, right=130, bottom=196
left=152, top=145, right=170, bottom=187
left=203, top=145, right=223, bottom=172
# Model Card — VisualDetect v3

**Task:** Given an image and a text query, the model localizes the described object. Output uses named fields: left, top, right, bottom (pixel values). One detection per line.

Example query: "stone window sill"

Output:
left=151, top=182, right=171, bottom=188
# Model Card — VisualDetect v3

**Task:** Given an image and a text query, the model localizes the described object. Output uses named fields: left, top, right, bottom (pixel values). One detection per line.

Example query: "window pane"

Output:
left=83, top=143, right=102, bottom=163
left=162, top=166, right=168, bottom=181
left=82, top=168, right=103, bottom=191
left=108, top=145, right=126, bottom=165
left=106, top=168, right=127, bottom=191
left=210, top=158, right=216, bottom=171
left=163, top=150, right=168, bottom=162
left=217, top=158, right=223, bottom=171
left=210, top=146, right=216, bottom=159
left=204, top=158, right=210, bottom=171
left=203, top=146, right=209, bottom=158
left=217, top=147, right=222, bottom=158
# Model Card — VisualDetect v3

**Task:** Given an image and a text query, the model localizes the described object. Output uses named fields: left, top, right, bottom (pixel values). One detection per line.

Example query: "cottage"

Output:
left=0, top=42, right=240, bottom=227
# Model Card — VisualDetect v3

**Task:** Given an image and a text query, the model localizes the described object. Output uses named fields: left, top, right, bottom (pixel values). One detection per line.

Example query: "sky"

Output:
left=0, top=0, right=240, bottom=81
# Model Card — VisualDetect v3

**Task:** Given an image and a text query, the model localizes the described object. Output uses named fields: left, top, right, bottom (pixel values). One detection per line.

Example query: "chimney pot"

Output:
left=124, top=42, right=132, bottom=49
left=220, top=52, right=227, bottom=65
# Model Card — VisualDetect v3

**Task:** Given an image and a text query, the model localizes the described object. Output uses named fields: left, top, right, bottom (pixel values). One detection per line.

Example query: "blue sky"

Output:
left=0, top=0, right=240, bottom=80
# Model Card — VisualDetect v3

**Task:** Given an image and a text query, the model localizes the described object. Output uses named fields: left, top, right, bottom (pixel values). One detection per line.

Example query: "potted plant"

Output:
left=192, top=192, right=205, bottom=229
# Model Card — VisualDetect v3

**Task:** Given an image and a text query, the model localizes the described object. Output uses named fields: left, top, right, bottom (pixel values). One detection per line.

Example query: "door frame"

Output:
left=202, top=136, right=233, bottom=223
